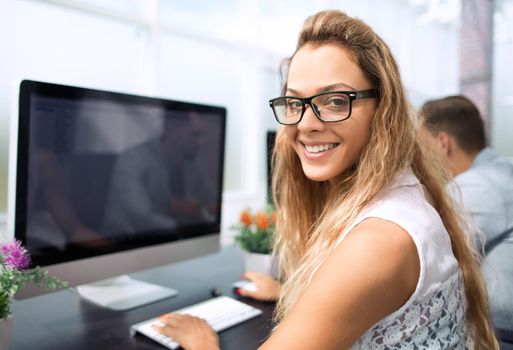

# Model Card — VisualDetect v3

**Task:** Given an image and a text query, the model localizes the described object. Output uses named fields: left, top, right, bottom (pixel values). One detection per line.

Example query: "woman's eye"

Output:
left=288, top=101, right=303, bottom=109
left=327, top=96, right=348, bottom=107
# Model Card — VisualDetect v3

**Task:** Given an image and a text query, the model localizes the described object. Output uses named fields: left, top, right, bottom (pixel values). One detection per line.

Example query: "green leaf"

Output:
left=234, top=224, right=274, bottom=254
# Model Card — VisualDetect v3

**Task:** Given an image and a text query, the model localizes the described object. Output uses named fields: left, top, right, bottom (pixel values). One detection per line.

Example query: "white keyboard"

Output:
left=130, top=296, right=263, bottom=349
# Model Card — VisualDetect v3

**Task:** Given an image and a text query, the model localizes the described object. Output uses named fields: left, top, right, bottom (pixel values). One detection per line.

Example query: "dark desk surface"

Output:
left=10, top=246, right=513, bottom=349
left=10, top=247, right=274, bottom=350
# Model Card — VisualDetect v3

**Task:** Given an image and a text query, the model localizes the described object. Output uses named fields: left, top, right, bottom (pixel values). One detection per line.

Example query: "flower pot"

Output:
left=243, top=252, right=273, bottom=275
left=0, top=315, right=13, bottom=350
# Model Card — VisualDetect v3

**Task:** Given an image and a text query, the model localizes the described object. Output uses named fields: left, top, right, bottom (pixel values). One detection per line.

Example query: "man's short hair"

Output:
left=420, top=95, right=486, bottom=154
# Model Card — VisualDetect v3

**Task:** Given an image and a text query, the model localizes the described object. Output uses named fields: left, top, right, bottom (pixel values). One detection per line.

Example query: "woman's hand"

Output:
left=238, top=272, right=281, bottom=301
left=154, top=314, right=220, bottom=350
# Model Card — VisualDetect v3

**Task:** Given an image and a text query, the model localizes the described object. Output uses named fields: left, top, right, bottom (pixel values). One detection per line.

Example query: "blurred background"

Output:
left=0, top=0, right=511, bottom=244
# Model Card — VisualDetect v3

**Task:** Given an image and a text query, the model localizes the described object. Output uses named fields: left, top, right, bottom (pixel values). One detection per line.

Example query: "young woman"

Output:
left=155, top=10, right=498, bottom=349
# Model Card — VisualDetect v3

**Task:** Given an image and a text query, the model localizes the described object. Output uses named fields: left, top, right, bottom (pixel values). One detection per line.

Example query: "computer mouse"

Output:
left=232, top=280, right=258, bottom=294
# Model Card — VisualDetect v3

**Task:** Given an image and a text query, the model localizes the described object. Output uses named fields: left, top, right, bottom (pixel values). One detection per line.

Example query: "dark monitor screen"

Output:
left=12, top=80, right=226, bottom=267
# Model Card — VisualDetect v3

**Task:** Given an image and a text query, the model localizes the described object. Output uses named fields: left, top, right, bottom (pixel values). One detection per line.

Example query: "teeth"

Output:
left=305, top=143, right=336, bottom=153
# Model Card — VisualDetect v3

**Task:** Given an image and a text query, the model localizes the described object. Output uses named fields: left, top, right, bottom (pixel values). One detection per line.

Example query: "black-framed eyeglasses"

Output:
left=268, top=89, right=378, bottom=125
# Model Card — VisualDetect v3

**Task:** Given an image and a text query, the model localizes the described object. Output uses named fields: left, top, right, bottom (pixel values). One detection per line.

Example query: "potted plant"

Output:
left=233, top=207, right=275, bottom=274
left=0, top=240, right=67, bottom=350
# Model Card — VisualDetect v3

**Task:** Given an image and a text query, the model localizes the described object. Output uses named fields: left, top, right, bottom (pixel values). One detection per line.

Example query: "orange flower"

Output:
left=255, top=211, right=269, bottom=230
left=240, top=210, right=252, bottom=227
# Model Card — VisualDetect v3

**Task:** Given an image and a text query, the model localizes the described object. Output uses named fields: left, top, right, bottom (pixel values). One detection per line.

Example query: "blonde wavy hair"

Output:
left=272, top=10, right=497, bottom=349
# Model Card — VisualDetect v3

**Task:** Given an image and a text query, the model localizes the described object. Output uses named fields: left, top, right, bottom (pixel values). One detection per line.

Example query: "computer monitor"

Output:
left=8, top=80, right=226, bottom=310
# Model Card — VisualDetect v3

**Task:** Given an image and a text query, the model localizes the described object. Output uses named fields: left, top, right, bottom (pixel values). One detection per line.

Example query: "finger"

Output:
left=240, top=272, right=251, bottom=280
left=158, top=313, right=189, bottom=325
left=236, top=286, right=259, bottom=299
left=153, top=323, right=178, bottom=339
left=240, top=271, right=260, bottom=281
left=159, top=312, right=178, bottom=321
left=158, top=313, right=172, bottom=323
left=155, top=314, right=200, bottom=336
left=166, top=313, right=207, bottom=325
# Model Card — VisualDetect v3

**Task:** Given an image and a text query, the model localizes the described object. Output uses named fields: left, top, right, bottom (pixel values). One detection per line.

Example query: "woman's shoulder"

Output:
left=343, top=169, right=445, bottom=244
left=339, top=169, right=460, bottom=296
left=336, top=213, right=421, bottom=289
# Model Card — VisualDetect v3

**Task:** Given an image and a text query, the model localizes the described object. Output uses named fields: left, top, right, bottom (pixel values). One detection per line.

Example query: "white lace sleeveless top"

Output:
left=337, top=169, right=469, bottom=349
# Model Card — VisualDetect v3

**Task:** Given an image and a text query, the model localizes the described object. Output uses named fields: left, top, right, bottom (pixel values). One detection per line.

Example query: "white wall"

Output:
left=0, top=0, right=460, bottom=243
left=492, top=0, right=513, bottom=156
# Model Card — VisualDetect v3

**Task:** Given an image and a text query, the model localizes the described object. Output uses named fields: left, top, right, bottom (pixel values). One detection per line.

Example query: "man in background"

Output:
left=420, top=95, right=513, bottom=328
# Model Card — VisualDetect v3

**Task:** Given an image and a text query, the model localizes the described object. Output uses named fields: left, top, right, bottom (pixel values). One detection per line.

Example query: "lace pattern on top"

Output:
left=350, top=273, right=468, bottom=349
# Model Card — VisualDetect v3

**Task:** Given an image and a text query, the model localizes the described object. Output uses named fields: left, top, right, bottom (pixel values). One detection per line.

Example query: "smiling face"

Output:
left=284, top=43, right=377, bottom=182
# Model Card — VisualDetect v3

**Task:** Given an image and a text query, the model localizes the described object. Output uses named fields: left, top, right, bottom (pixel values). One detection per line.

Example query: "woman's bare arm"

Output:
left=259, top=218, right=420, bottom=350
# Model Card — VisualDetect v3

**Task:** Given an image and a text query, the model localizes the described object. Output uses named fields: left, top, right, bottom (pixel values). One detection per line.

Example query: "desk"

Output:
left=10, top=247, right=513, bottom=349
left=10, top=247, right=274, bottom=350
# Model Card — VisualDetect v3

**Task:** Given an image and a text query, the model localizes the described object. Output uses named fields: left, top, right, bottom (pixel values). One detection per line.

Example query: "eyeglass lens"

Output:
left=273, top=92, right=351, bottom=124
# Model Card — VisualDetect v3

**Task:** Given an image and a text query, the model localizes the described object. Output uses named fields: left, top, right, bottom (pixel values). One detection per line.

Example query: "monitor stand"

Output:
left=76, top=275, right=177, bottom=311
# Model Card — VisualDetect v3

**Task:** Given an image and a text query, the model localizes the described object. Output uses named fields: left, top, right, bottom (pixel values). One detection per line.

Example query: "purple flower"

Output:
left=0, top=240, right=31, bottom=270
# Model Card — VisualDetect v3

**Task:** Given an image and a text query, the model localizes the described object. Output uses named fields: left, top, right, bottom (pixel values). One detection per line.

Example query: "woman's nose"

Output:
left=297, top=104, right=324, bottom=133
